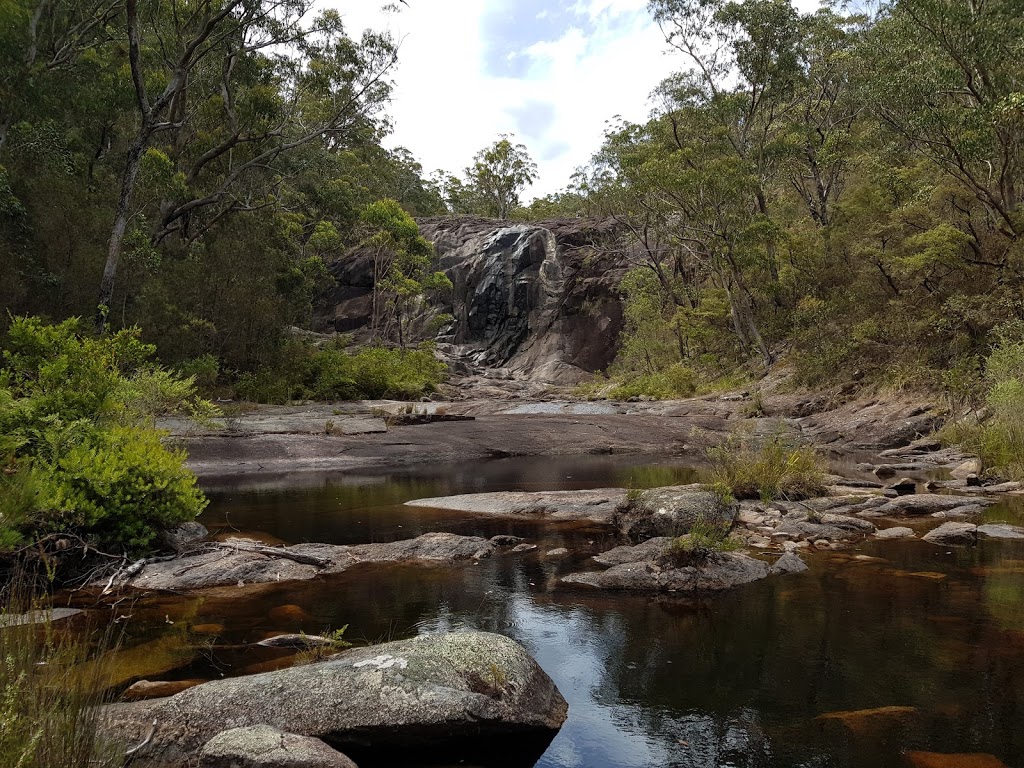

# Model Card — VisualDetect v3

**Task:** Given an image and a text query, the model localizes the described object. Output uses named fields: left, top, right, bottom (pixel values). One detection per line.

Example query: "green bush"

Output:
left=943, top=325, right=1024, bottom=480
left=707, top=431, right=828, bottom=501
left=608, top=364, right=697, bottom=400
left=664, top=516, right=740, bottom=564
left=0, top=317, right=210, bottom=556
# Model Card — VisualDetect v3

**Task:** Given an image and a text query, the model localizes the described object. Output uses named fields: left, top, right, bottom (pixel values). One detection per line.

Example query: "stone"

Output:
left=876, top=494, right=995, bottom=516
left=101, top=631, right=566, bottom=767
left=123, top=679, right=207, bottom=701
left=886, top=477, right=917, bottom=494
left=770, top=552, right=808, bottom=575
left=613, top=485, right=737, bottom=542
left=950, top=458, right=983, bottom=480
left=159, top=522, right=209, bottom=554
left=561, top=552, right=770, bottom=592
left=405, top=488, right=626, bottom=523
left=267, top=605, right=313, bottom=625
left=200, top=725, right=357, bottom=768
left=511, top=543, right=537, bottom=553
left=190, top=623, right=224, bottom=635
left=922, top=522, right=977, bottom=546
left=814, top=705, right=917, bottom=735
left=123, top=533, right=510, bottom=591
left=905, top=752, right=1009, bottom=768
left=875, top=526, right=915, bottom=540
left=773, top=520, right=863, bottom=543
left=544, top=548, right=569, bottom=557
left=592, top=538, right=672, bottom=567
left=0, top=607, right=82, bottom=628
left=817, top=513, right=877, bottom=533
left=813, top=539, right=832, bottom=550
left=977, top=523, right=1024, bottom=539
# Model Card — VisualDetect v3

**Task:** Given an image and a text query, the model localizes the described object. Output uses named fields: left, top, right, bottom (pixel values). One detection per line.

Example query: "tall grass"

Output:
left=707, top=431, right=828, bottom=501
left=0, top=589, right=121, bottom=768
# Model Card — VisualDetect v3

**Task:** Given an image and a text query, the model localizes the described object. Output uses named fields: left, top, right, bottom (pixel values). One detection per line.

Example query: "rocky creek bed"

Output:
left=65, top=395, right=1024, bottom=767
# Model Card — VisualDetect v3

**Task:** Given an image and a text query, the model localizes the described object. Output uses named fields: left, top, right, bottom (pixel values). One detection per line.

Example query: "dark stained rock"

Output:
left=561, top=552, right=770, bottom=592
left=612, top=485, right=737, bottom=542
left=199, top=726, right=357, bottom=768
left=101, top=631, right=567, bottom=767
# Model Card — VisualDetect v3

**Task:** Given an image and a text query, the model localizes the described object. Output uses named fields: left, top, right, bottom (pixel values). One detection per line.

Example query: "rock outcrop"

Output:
left=325, top=217, right=629, bottom=384
left=102, top=631, right=567, bottom=767
left=562, top=548, right=771, bottom=592
left=612, top=485, right=738, bottom=542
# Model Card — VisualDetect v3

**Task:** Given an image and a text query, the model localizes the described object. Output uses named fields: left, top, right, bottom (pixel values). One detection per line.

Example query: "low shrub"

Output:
left=664, top=516, right=740, bottom=563
left=707, top=431, right=828, bottom=501
left=0, top=317, right=210, bottom=557
left=607, top=364, right=697, bottom=400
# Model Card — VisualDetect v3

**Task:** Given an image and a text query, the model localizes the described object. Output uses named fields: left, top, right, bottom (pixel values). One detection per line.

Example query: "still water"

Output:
left=113, top=456, right=1024, bottom=768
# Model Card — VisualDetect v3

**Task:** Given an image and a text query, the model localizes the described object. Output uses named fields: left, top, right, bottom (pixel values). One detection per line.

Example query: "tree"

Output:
left=464, top=135, right=538, bottom=219
left=96, top=0, right=398, bottom=332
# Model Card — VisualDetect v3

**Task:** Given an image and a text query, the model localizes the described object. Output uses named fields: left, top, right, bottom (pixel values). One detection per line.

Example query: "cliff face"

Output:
left=325, top=217, right=628, bottom=384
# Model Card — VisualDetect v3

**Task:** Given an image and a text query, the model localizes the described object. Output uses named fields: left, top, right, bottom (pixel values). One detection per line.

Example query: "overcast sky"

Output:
left=331, top=1, right=817, bottom=201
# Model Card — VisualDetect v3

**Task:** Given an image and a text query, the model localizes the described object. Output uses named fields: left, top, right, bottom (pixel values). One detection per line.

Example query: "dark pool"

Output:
left=106, top=456, right=1024, bottom=768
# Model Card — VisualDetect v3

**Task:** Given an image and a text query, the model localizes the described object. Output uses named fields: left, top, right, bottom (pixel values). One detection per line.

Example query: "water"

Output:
left=96, top=456, right=1024, bottom=768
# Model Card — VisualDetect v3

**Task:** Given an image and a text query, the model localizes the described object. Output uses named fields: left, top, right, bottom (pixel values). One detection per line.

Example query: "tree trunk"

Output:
left=97, top=134, right=147, bottom=333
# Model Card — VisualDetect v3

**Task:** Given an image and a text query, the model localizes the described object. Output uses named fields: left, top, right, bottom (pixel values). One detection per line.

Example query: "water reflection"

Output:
left=86, top=457, right=1024, bottom=768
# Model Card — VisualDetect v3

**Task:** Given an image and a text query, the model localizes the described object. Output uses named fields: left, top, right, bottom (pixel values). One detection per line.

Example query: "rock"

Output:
left=102, top=631, right=567, bottom=767
left=772, top=520, right=864, bottom=543
left=200, top=725, right=357, bottom=768
left=966, top=473, right=983, bottom=487
left=817, top=513, right=877, bottom=533
left=950, top=458, right=983, bottom=480
left=612, top=485, right=737, bottom=542
left=267, top=605, right=313, bottom=625
left=885, top=477, right=917, bottom=494
left=905, top=752, right=1009, bottom=768
left=592, top=538, right=672, bottom=567
left=873, top=465, right=897, bottom=479
left=876, top=494, right=994, bottom=516
left=770, top=552, right=808, bottom=575
left=922, top=522, right=978, bottom=545
left=813, top=539, right=832, bottom=550
left=159, top=522, right=209, bottom=554
left=561, top=552, right=770, bottom=592
left=0, top=607, right=83, bottom=628
left=544, top=547, right=569, bottom=557
left=405, top=488, right=626, bottom=523
left=123, top=533, right=508, bottom=591
left=875, top=526, right=915, bottom=540
left=190, top=623, right=224, bottom=635
left=123, top=679, right=207, bottom=701
left=815, top=705, right=917, bottom=735
left=977, top=523, right=1024, bottom=539
left=511, top=543, right=537, bottom=553
left=256, top=634, right=336, bottom=650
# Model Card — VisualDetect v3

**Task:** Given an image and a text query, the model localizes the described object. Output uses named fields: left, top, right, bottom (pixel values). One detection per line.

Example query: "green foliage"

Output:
left=607, top=365, right=697, bottom=400
left=943, top=324, right=1024, bottom=480
left=0, top=317, right=210, bottom=554
left=665, top=515, right=741, bottom=564
left=707, top=431, right=828, bottom=501
left=234, top=339, right=447, bottom=404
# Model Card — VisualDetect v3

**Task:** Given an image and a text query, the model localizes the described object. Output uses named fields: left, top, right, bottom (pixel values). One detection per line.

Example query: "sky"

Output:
left=331, top=1, right=818, bottom=201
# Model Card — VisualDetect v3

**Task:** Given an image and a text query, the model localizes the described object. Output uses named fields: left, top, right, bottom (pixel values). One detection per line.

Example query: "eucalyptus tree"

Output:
left=464, top=135, right=538, bottom=220
left=96, top=0, right=398, bottom=332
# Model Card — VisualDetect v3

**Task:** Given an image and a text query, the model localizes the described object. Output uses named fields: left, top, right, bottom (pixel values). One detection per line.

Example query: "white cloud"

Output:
left=326, top=1, right=821, bottom=201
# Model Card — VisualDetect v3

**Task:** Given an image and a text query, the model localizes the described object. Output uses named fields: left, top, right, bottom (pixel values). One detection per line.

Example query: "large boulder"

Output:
left=612, top=485, right=738, bottom=542
left=405, top=488, right=626, bottom=523
left=561, top=551, right=770, bottom=592
left=102, top=631, right=567, bottom=767
left=125, top=533, right=515, bottom=591
left=922, top=522, right=978, bottom=546
left=199, top=726, right=357, bottom=768
left=875, top=494, right=994, bottom=517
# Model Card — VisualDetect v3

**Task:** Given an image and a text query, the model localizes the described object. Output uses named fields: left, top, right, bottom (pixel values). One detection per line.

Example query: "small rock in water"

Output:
left=875, top=526, right=915, bottom=540
left=512, top=543, right=538, bottom=553
left=770, top=552, right=809, bottom=575
left=886, top=477, right=917, bottom=495
left=545, top=548, right=569, bottom=557
left=922, top=522, right=978, bottom=546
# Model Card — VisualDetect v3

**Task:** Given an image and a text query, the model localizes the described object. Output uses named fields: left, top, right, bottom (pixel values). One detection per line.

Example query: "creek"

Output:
left=100, top=456, right=1024, bottom=768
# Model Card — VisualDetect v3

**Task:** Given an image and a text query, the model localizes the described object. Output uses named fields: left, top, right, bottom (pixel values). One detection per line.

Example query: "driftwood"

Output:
left=213, top=541, right=331, bottom=567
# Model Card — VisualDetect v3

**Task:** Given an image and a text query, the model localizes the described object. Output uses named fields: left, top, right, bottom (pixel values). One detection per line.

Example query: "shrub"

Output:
left=607, top=364, right=697, bottom=400
left=664, top=516, right=740, bottom=564
left=0, top=317, right=211, bottom=556
left=707, top=431, right=828, bottom=501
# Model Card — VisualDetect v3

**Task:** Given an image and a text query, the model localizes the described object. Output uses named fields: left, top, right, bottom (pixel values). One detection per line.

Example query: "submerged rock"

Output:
left=815, top=705, right=917, bottom=735
left=922, top=522, right=978, bottom=546
left=770, top=552, right=809, bottom=575
left=904, top=752, right=1009, bottom=768
left=102, top=631, right=567, bottom=767
left=977, top=523, right=1024, bottom=539
left=199, top=725, right=357, bottom=768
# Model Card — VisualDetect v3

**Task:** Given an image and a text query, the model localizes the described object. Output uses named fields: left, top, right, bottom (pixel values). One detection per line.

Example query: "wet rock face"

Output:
left=102, top=631, right=567, bottom=767
left=326, top=217, right=627, bottom=384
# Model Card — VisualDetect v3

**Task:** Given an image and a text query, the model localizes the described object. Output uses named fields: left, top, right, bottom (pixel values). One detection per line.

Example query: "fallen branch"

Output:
left=125, top=719, right=158, bottom=758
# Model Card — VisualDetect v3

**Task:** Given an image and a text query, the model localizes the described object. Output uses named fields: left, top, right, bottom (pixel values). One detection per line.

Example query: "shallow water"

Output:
left=102, top=456, right=1024, bottom=768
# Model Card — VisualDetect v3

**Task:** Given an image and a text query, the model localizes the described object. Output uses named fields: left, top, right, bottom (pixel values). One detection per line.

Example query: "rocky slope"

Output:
left=325, top=217, right=628, bottom=384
